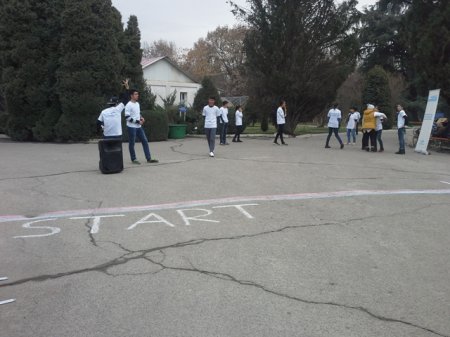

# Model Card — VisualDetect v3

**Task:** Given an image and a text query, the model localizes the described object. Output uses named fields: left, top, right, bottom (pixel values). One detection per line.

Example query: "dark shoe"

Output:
left=379, top=149, right=384, bottom=152
left=395, top=150, right=405, bottom=155
left=132, top=160, right=141, bottom=165
left=340, top=143, right=344, bottom=149
left=371, top=148, right=377, bottom=152
left=147, top=159, right=159, bottom=163
left=325, top=145, right=331, bottom=148
left=232, top=139, right=237, bottom=142
left=237, top=140, right=242, bottom=142
left=274, top=141, right=280, bottom=145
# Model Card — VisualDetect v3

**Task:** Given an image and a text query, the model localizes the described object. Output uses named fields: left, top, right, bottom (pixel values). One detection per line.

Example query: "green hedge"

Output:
left=121, top=108, right=169, bottom=142
left=0, top=112, right=8, bottom=134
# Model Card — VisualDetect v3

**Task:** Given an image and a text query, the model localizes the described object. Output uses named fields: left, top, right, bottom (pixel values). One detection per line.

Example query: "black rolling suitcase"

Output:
left=98, top=139, right=123, bottom=174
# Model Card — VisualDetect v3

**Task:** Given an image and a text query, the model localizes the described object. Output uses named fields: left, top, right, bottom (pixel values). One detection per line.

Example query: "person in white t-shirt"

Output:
left=374, top=107, right=388, bottom=152
left=202, top=96, right=221, bottom=157
left=395, top=104, right=408, bottom=154
left=345, top=107, right=358, bottom=144
left=125, top=89, right=158, bottom=164
left=325, top=103, right=344, bottom=149
left=232, top=105, right=244, bottom=143
left=218, top=100, right=229, bottom=145
left=273, top=100, right=287, bottom=145
left=97, top=79, right=129, bottom=139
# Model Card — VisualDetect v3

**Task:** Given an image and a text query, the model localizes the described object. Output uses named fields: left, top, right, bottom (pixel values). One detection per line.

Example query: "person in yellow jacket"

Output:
left=362, top=104, right=377, bottom=152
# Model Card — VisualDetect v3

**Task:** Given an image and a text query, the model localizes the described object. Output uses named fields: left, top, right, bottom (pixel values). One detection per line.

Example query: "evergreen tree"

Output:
left=193, top=77, right=221, bottom=112
left=362, top=66, right=393, bottom=129
left=55, top=0, right=123, bottom=141
left=404, top=0, right=450, bottom=103
left=230, top=0, right=360, bottom=133
left=0, top=0, right=63, bottom=141
left=121, top=15, right=151, bottom=107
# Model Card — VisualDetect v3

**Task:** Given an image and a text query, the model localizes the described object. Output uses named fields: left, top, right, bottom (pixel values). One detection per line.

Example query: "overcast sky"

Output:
left=112, top=0, right=377, bottom=50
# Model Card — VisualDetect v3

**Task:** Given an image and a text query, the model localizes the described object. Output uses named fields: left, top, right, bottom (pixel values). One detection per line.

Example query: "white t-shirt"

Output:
left=276, top=107, right=285, bottom=125
left=98, top=103, right=124, bottom=136
left=397, top=110, right=407, bottom=129
left=125, top=101, right=141, bottom=128
left=203, top=105, right=221, bottom=128
left=235, top=110, right=243, bottom=126
left=219, top=107, right=229, bottom=123
left=346, top=112, right=357, bottom=129
left=327, top=108, right=341, bottom=128
left=374, top=112, right=386, bottom=131
left=354, top=111, right=361, bottom=122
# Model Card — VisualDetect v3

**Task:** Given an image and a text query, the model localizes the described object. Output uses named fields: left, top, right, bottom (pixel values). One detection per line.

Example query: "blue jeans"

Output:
left=127, top=126, right=151, bottom=161
left=220, top=123, right=228, bottom=144
left=376, top=130, right=384, bottom=150
left=398, top=127, right=406, bottom=151
left=205, top=128, right=216, bottom=152
left=346, top=128, right=356, bottom=143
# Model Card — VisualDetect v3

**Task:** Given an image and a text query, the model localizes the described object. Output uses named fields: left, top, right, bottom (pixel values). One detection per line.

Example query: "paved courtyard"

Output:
left=1, top=130, right=449, bottom=337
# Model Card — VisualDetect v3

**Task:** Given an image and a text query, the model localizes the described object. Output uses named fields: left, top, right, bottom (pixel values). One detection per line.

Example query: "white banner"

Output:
left=415, top=89, right=440, bottom=155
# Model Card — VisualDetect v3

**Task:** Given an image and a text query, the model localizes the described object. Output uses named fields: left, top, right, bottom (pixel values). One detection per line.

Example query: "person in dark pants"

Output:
left=395, top=104, right=408, bottom=154
left=374, top=108, right=388, bottom=152
left=274, top=100, right=287, bottom=145
left=325, top=103, right=344, bottom=149
left=219, top=100, right=229, bottom=145
left=362, top=104, right=377, bottom=152
left=232, top=105, right=244, bottom=142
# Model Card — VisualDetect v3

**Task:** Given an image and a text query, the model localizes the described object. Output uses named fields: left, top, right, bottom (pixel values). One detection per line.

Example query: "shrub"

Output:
left=0, top=112, right=9, bottom=134
left=121, top=107, right=169, bottom=142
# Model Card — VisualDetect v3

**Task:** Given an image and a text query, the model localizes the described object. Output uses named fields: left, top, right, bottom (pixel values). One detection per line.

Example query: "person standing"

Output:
left=219, top=100, right=229, bottom=145
left=203, top=96, right=221, bottom=157
left=354, top=109, right=361, bottom=135
left=345, top=107, right=358, bottom=145
left=232, top=105, right=243, bottom=143
left=274, top=100, right=287, bottom=145
left=325, top=103, right=344, bottom=149
left=125, top=89, right=158, bottom=164
left=361, top=104, right=377, bottom=152
left=374, top=107, right=388, bottom=152
left=97, top=79, right=129, bottom=139
left=395, top=104, right=408, bottom=155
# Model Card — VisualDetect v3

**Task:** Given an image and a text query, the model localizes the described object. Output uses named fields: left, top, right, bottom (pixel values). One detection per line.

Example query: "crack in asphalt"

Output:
left=144, top=258, right=449, bottom=337
left=1, top=205, right=449, bottom=336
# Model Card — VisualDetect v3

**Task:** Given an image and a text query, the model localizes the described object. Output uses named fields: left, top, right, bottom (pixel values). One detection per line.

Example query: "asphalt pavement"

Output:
left=1, top=130, right=450, bottom=337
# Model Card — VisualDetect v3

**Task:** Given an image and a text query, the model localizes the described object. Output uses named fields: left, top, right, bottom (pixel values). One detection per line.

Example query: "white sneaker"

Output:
left=209, top=152, right=214, bottom=157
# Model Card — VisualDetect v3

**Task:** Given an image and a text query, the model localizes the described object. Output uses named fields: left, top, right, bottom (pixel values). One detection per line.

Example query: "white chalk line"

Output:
left=0, top=277, right=15, bottom=305
left=440, top=181, right=450, bottom=185
left=1, top=188, right=450, bottom=224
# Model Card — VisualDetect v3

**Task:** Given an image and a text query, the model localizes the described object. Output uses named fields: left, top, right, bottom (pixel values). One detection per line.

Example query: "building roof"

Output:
left=141, top=56, right=199, bottom=84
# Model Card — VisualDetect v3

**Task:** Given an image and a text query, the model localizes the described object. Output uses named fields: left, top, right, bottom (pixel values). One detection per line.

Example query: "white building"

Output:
left=141, top=56, right=201, bottom=107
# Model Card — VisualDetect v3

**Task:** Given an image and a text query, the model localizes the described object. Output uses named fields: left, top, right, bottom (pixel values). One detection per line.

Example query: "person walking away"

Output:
left=325, top=103, right=344, bottom=149
left=361, top=104, right=377, bottom=152
left=125, top=89, right=158, bottom=164
left=395, top=104, right=408, bottom=154
left=203, top=96, right=221, bottom=157
left=374, top=107, right=388, bottom=152
left=346, top=107, right=358, bottom=145
left=232, top=105, right=243, bottom=143
left=274, top=100, right=287, bottom=145
left=219, top=101, right=229, bottom=145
